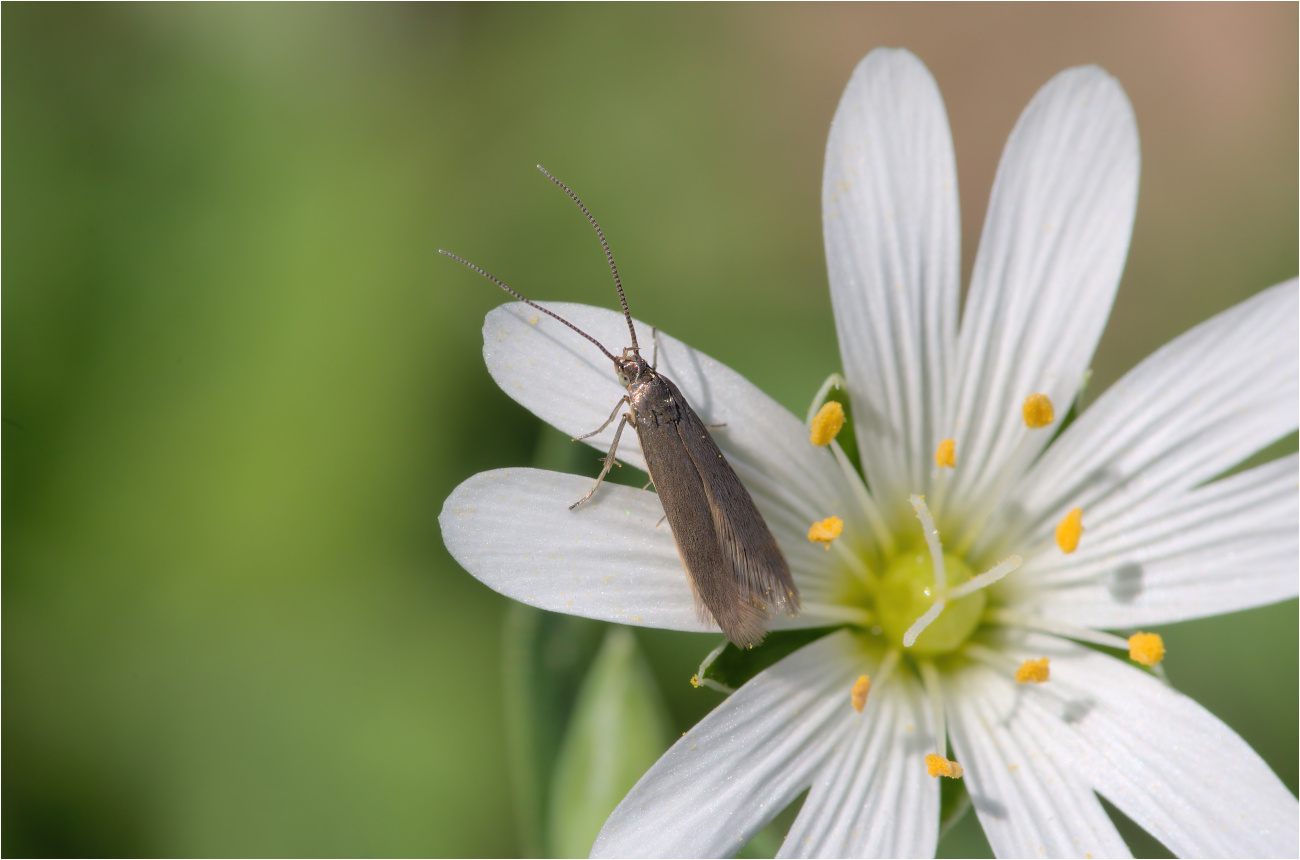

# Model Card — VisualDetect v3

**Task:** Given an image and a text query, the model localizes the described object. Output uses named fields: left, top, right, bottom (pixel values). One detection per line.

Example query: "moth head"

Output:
left=614, top=347, right=649, bottom=388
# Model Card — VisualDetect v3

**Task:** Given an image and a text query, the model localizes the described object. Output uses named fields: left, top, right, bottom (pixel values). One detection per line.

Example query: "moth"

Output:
left=442, top=167, right=799, bottom=647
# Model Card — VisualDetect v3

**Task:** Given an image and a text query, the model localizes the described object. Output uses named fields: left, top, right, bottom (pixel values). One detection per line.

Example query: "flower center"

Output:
left=876, top=546, right=984, bottom=655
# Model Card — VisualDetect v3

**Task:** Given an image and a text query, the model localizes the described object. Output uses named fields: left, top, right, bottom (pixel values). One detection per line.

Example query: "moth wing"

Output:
left=666, top=379, right=800, bottom=618
left=635, top=406, right=769, bottom=648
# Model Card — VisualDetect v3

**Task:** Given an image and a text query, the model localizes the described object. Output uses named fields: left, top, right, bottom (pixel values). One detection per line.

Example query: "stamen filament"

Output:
left=691, top=641, right=735, bottom=693
left=831, top=440, right=896, bottom=556
left=986, top=607, right=1131, bottom=651
left=832, top=539, right=876, bottom=589
left=917, top=659, right=950, bottom=759
left=874, top=648, right=901, bottom=691
left=798, top=602, right=874, bottom=627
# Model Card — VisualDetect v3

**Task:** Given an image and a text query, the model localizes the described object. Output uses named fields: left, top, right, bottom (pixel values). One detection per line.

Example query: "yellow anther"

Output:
left=1015, top=657, right=1051, bottom=684
left=1022, top=393, right=1055, bottom=428
left=934, top=438, right=956, bottom=468
left=1055, top=507, right=1084, bottom=553
left=807, top=516, right=844, bottom=549
left=850, top=675, right=871, bottom=712
left=810, top=401, right=846, bottom=446
left=1128, top=632, right=1166, bottom=666
left=925, top=753, right=964, bottom=779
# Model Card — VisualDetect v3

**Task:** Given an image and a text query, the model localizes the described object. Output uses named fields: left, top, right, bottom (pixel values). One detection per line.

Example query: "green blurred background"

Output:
left=5, top=4, right=1296, bottom=856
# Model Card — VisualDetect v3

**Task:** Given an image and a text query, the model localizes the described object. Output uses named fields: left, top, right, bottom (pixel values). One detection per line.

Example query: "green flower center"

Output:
left=876, top=546, right=985, bottom=655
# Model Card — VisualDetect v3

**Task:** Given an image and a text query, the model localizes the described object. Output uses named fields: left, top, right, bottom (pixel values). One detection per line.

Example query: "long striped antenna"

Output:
left=535, top=165, right=639, bottom=353
left=438, top=250, right=618, bottom=363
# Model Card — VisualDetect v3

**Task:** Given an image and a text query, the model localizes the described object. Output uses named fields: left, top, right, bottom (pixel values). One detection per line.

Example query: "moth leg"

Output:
left=570, top=412, right=633, bottom=510
left=655, top=514, right=667, bottom=528
left=574, top=395, right=629, bottom=442
left=641, top=479, right=653, bottom=491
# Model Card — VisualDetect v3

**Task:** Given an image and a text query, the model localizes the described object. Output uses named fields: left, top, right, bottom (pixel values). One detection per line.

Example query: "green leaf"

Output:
left=502, top=605, right=607, bottom=857
left=938, top=769, right=972, bottom=842
left=699, top=627, right=841, bottom=691
left=502, top=425, right=619, bottom=854
left=547, top=628, right=674, bottom=858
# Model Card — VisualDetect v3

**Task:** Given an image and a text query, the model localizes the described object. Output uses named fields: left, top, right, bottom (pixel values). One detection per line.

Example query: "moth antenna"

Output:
left=439, top=250, right=618, bottom=363
left=536, top=165, right=639, bottom=353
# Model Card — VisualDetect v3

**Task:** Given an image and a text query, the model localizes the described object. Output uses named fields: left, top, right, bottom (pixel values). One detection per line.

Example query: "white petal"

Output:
left=946, top=653, right=1132, bottom=858
left=442, top=468, right=856, bottom=631
left=943, top=67, right=1139, bottom=537
left=591, top=631, right=863, bottom=858
left=823, top=48, right=960, bottom=526
left=1007, top=631, right=1299, bottom=857
left=779, top=666, right=939, bottom=858
left=982, top=280, right=1299, bottom=561
left=483, top=301, right=874, bottom=583
left=441, top=468, right=706, bottom=631
left=1017, top=455, right=1299, bottom=628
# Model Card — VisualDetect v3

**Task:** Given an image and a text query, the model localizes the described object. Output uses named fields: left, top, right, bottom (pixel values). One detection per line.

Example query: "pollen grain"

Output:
left=1128, top=632, right=1166, bottom=666
left=810, top=401, right=846, bottom=446
left=925, top=754, right=964, bottom=779
left=1055, top=508, right=1084, bottom=553
left=808, top=516, right=844, bottom=549
left=1015, top=657, right=1051, bottom=684
left=1023, top=393, right=1055, bottom=428
left=850, top=675, right=871, bottom=712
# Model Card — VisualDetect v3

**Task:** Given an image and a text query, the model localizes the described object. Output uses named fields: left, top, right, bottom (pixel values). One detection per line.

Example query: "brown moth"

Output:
left=441, top=167, right=799, bottom=647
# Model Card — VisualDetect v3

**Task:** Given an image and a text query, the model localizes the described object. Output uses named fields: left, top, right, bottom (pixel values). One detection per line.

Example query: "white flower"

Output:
left=441, top=49, right=1299, bottom=858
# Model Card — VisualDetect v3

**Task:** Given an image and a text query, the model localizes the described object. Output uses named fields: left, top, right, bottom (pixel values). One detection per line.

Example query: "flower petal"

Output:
left=1018, top=454, right=1299, bottom=628
left=823, top=48, right=960, bottom=527
left=947, top=651, right=1132, bottom=858
left=981, top=280, right=1299, bottom=561
left=779, top=665, right=939, bottom=858
left=943, top=66, right=1139, bottom=538
left=483, top=302, right=874, bottom=592
left=441, top=468, right=705, bottom=631
left=1005, top=631, right=1299, bottom=857
left=591, top=631, right=863, bottom=858
left=442, top=468, right=859, bottom=632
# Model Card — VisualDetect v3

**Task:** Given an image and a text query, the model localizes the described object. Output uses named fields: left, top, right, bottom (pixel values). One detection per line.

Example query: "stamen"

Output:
left=874, top=649, right=901, bottom=691
left=1055, top=507, right=1084, bottom=553
left=691, top=641, right=735, bottom=693
left=925, top=754, right=964, bottom=779
left=917, top=660, right=954, bottom=777
left=934, top=438, right=956, bottom=468
left=1022, top=393, right=1055, bottom=428
left=850, top=675, right=871, bottom=712
left=807, top=516, right=844, bottom=549
left=985, top=608, right=1132, bottom=651
left=828, top=440, right=896, bottom=556
left=809, top=401, right=846, bottom=446
left=1015, top=657, right=1051, bottom=684
left=944, top=555, right=1022, bottom=601
left=1128, top=632, right=1166, bottom=666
